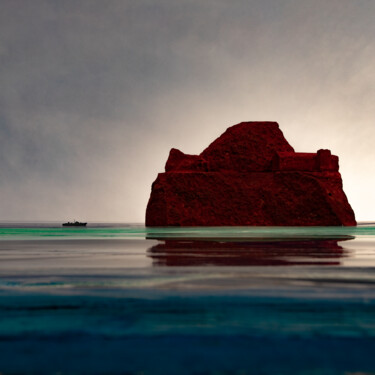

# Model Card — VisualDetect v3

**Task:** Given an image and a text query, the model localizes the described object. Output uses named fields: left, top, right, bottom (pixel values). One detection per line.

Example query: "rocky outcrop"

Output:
left=146, top=122, right=356, bottom=226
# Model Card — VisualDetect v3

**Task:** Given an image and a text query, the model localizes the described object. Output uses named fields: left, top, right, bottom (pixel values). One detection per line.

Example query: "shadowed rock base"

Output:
left=146, top=122, right=356, bottom=226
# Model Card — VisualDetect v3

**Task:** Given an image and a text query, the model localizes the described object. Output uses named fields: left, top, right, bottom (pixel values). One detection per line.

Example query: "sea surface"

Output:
left=1, top=223, right=375, bottom=375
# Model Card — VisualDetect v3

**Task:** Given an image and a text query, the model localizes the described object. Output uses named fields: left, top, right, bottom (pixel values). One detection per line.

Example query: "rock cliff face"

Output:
left=146, top=122, right=356, bottom=226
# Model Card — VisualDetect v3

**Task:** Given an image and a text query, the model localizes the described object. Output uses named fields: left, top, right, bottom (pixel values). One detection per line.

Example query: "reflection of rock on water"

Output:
left=148, top=238, right=353, bottom=267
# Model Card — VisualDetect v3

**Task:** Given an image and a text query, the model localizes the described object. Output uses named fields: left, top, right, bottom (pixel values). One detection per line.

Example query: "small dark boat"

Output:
left=62, top=221, right=87, bottom=227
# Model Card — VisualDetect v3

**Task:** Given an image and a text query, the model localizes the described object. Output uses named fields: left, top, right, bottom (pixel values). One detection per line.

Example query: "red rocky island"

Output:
left=146, top=122, right=356, bottom=226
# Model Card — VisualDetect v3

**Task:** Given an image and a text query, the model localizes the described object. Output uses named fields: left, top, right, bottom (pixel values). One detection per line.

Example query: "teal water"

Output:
left=0, top=224, right=375, bottom=240
left=1, top=224, right=375, bottom=374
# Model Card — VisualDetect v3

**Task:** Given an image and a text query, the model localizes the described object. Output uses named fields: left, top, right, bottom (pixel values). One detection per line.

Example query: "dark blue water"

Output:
left=1, top=224, right=375, bottom=374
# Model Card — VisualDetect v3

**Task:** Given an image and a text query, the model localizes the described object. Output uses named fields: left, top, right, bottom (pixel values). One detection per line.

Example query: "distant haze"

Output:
left=0, top=0, right=374, bottom=222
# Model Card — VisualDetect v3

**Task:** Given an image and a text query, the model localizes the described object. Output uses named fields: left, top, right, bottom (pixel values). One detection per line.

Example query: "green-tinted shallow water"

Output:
left=0, top=225, right=374, bottom=239
left=1, top=224, right=375, bottom=374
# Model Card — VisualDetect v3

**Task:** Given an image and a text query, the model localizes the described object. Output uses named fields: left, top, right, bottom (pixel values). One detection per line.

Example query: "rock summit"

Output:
left=146, top=122, right=356, bottom=226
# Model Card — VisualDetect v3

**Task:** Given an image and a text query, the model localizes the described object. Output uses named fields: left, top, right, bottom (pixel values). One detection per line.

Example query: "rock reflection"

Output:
left=148, top=238, right=353, bottom=266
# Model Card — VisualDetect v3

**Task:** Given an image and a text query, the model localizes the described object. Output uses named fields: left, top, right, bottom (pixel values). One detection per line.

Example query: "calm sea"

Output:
left=1, top=223, right=375, bottom=374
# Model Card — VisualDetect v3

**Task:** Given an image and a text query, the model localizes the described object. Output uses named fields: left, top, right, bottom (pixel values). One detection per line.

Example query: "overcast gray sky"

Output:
left=0, top=0, right=374, bottom=222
